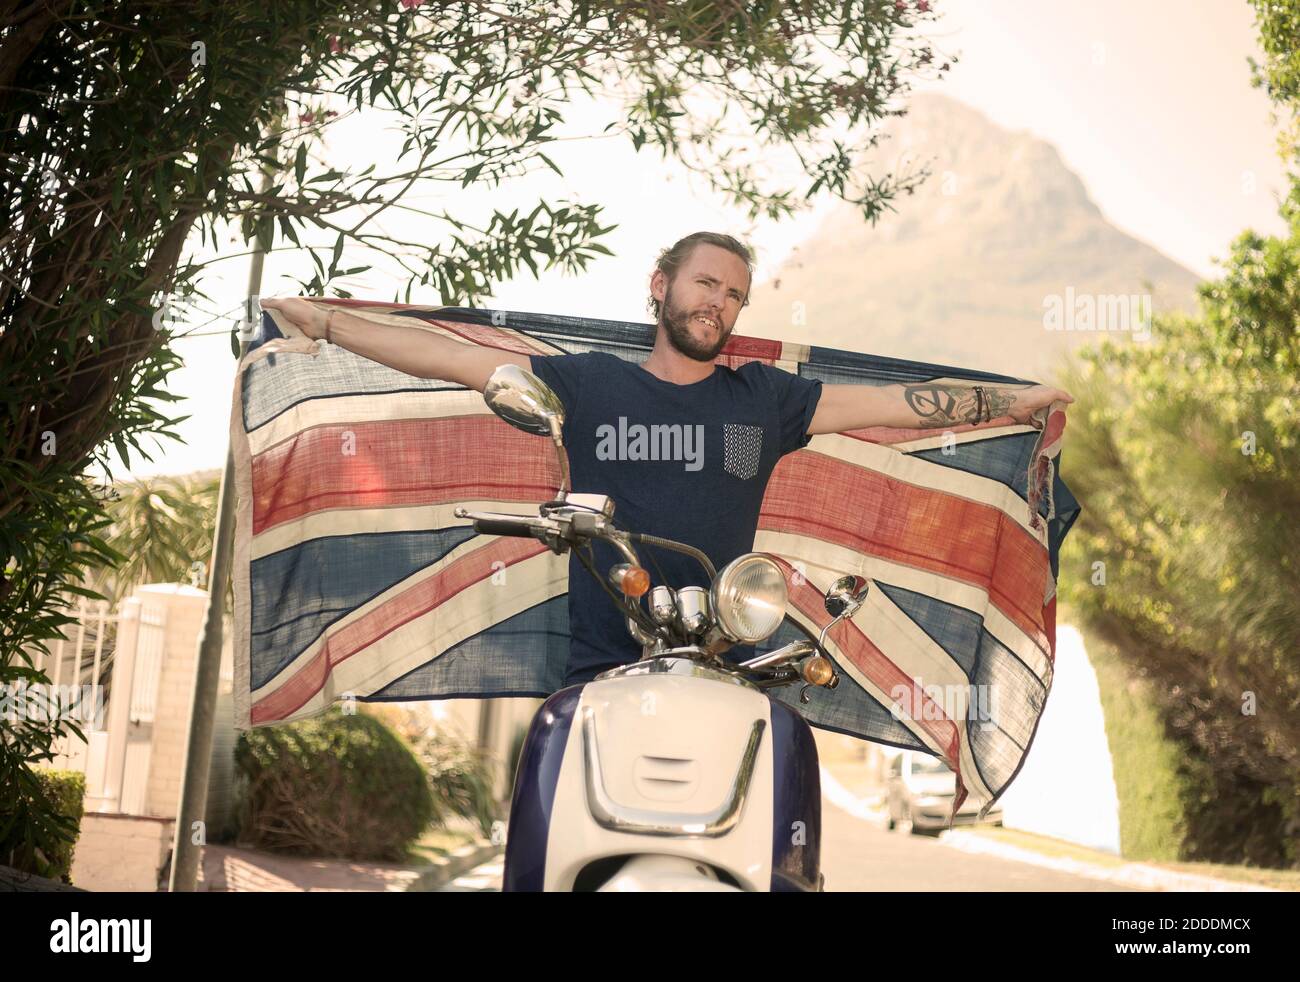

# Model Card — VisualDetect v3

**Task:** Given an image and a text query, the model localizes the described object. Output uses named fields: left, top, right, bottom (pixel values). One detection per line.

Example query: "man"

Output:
left=261, top=231, right=1072, bottom=687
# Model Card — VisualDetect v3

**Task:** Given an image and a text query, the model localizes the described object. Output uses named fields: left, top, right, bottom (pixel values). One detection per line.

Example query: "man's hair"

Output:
left=647, top=231, right=754, bottom=319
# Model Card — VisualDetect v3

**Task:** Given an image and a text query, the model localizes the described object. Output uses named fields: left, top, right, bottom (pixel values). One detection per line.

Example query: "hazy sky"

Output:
left=118, top=0, right=1290, bottom=478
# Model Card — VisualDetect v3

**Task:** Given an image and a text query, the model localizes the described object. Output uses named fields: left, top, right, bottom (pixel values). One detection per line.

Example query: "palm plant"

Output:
left=89, top=472, right=220, bottom=605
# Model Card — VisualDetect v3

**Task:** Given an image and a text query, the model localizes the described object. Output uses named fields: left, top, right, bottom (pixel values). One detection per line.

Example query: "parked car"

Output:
left=885, top=750, right=1003, bottom=834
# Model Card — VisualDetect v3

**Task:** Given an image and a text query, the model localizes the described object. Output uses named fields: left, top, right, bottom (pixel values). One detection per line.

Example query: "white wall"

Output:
left=998, top=624, right=1122, bottom=854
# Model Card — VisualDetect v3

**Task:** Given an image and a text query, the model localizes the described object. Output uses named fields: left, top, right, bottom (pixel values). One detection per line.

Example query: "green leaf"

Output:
left=536, top=152, right=562, bottom=176
left=112, top=432, right=131, bottom=469
left=461, top=162, right=484, bottom=186
left=255, top=214, right=275, bottom=253
left=278, top=214, right=300, bottom=246
left=330, top=233, right=344, bottom=276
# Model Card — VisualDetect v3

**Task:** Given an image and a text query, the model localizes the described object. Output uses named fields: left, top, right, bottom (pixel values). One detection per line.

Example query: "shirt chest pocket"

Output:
left=721, top=421, right=767, bottom=480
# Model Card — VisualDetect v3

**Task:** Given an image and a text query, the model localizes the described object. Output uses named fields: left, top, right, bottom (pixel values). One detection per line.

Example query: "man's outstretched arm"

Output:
left=807, top=380, right=1074, bottom=435
left=259, top=297, right=532, bottom=392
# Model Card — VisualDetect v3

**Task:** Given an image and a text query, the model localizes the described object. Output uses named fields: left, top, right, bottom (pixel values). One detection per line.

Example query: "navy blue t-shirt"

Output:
left=528, top=350, right=823, bottom=686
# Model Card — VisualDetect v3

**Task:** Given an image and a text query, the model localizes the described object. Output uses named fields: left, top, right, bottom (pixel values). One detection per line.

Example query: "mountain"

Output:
left=740, top=94, right=1203, bottom=381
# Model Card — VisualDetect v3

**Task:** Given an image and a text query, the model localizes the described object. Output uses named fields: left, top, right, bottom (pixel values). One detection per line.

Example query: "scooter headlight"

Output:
left=710, top=553, right=788, bottom=643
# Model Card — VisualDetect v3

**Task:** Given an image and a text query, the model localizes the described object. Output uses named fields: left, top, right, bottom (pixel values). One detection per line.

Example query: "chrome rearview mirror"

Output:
left=483, top=364, right=571, bottom=497
left=484, top=364, right=565, bottom=437
left=824, top=574, right=870, bottom=620
left=814, top=574, right=870, bottom=664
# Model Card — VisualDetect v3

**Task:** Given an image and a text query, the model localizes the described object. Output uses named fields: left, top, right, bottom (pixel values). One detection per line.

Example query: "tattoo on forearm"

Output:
left=902, top=384, right=1015, bottom=427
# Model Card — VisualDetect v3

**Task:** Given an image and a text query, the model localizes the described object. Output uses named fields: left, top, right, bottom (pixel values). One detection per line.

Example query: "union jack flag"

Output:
left=232, top=300, right=1078, bottom=816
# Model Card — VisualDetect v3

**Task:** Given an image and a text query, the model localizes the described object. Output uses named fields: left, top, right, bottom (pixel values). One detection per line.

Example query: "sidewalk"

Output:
left=819, top=762, right=1285, bottom=893
left=936, top=829, right=1283, bottom=892
left=192, top=840, right=501, bottom=892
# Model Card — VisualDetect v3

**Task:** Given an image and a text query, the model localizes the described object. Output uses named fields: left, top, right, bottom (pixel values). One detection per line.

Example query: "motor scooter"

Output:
left=454, top=364, right=871, bottom=892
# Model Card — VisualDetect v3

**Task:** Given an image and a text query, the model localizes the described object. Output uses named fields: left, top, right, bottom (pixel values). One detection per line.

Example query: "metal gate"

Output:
left=25, top=595, right=167, bottom=814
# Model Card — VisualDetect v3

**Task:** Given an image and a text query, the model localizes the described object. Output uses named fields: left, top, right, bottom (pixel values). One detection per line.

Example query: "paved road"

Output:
left=820, top=805, right=1133, bottom=891
left=440, top=800, right=1135, bottom=892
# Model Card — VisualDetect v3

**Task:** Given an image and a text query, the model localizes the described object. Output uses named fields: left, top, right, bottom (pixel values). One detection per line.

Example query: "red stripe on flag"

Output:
left=1042, top=408, right=1066, bottom=447
left=706, top=335, right=783, bottom=371
left=716, top=352, right=778, bottom=371
left=778, top=558, right=963, bottom=767
left=761, top=451, right=1051, bottom=656
left=251, top=416, right=561, bottom=534
left=251, top=536, right=550, bottom=724
left=717, top=332, right=774, bottom=361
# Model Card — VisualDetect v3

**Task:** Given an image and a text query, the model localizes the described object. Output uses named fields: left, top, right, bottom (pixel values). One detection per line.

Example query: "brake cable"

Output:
left=573, top=539, right=662, bottom=639
left=639, top=540, right=674, bottom=591
left=625, top=531, right=716, bottom=580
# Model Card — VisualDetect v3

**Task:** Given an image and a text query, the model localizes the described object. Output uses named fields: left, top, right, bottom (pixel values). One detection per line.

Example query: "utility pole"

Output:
left=168, top=110, right=284, bottom=891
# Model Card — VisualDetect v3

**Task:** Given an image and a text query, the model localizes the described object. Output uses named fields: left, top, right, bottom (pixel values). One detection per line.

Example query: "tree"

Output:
left=1, top=0, right=951, bottom=872
left=1057, top=0, right=1300, bottom=869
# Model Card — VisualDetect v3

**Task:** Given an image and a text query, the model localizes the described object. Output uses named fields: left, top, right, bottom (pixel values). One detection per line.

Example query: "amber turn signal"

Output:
left=801, top=655, right=834, bottom=686
left=609, top=563, right=651, bottom=598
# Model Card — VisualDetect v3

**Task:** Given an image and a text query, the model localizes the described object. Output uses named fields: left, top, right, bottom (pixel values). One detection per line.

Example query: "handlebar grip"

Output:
left=475, top=515, right=546, bottom=538
left=473, top=518, right=538, bottom=538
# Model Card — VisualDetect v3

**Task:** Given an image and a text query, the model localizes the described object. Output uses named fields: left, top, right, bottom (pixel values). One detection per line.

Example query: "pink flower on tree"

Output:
left=917, top=0, right=931, bottom=11
left=400, top=0, right=424, bottom=9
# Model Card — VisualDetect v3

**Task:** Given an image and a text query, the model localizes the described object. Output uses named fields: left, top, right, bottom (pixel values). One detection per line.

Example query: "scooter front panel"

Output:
left=542, top=672, right=776, bottom=891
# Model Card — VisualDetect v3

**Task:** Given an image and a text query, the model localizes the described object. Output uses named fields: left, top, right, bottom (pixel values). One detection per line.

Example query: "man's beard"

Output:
left=661, top=284, right=731, bottom=362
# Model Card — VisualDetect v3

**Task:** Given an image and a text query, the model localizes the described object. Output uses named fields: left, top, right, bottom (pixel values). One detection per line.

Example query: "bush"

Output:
left=0, top=769, right=86, bottom=884
left=234, top=707, right=435, bottom=862
left=1071, top=611, right=1190, bottom=862
left=419, top=731, right=499, bottom=839
left=360, top=703, right=499, bottom=839
left=1058, top=299, right=1300, bottom=867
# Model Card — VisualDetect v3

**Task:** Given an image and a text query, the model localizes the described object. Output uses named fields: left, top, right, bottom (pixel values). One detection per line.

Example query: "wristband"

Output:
left=973, top=385, right=986, bottom=424
left=324, top=308, right=337, bottom=344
